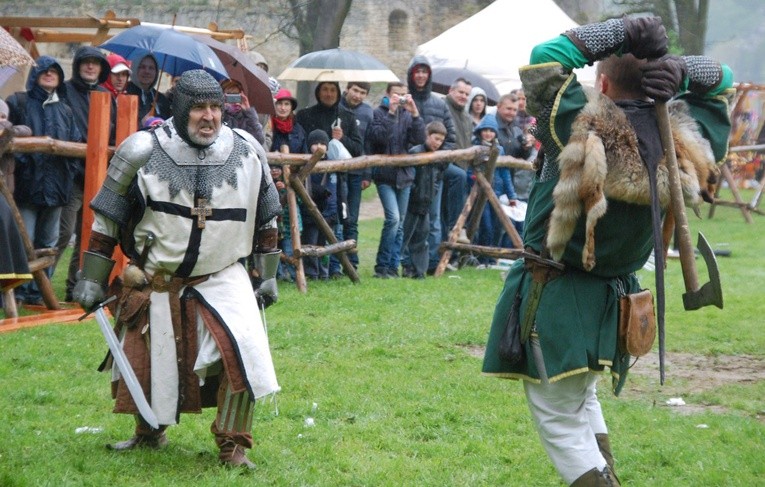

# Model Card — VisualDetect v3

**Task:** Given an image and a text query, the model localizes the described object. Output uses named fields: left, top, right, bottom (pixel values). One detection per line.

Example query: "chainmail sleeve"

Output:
left=564, top=18, right=625, bottom=64
left=683, top=56, right=723, bottom=95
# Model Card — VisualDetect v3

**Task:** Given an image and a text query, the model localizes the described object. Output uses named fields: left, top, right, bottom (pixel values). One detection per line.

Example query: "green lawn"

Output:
left=0, top=194, right=763, bottom=486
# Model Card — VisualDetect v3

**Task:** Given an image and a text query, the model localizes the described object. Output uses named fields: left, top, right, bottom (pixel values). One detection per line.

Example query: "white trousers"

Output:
left=523, top=336, right=608, bottom=485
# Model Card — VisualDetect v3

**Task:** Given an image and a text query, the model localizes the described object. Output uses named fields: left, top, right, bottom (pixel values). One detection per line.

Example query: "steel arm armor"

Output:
left=90, top=131, right=154, bottom=226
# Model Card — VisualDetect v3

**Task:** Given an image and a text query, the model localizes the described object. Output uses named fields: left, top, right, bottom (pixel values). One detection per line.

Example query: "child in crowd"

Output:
left=401, top=121, right=448, bottom=279
left=301, top=129, right=337, bottom=280
left=469, top=114, right=516, bottom=264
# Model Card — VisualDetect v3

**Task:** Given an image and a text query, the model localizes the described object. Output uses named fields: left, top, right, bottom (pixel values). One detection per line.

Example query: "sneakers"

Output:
left=444, top=263, right=458, bottom=272
left=459, top=254, right=480, bottom=268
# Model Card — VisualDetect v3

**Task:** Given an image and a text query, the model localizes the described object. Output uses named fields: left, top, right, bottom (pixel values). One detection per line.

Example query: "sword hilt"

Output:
left=78, top=295, right=118, bottom=321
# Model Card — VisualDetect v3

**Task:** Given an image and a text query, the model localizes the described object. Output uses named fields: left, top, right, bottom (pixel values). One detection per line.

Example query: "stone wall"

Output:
left=1, top=0, right=489, bottom=94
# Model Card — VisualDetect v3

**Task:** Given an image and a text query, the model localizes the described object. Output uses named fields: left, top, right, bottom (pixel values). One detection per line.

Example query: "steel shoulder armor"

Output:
left=90, top=130, right=154, bottom=226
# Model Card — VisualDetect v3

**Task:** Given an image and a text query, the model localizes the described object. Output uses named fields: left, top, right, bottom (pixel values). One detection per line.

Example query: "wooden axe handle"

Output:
left=655, top=101, right=700, bottom=293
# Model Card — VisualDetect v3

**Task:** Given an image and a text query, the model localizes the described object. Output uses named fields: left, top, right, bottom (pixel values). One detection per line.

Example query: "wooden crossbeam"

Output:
left=434, top=143, right=524, bottom=277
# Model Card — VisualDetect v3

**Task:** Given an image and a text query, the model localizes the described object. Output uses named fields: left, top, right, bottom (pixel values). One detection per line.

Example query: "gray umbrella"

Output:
left=430, top=66, right=500, bottom=105
left=278, top=48, right=398, bottom=83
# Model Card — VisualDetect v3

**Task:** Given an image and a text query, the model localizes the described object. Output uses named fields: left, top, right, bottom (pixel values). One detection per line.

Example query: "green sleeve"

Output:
left=529, top=35, right=603, bottom=70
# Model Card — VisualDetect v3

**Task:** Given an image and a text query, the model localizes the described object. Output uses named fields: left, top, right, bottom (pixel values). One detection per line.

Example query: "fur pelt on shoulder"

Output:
left=546, top=91, right=718, bottom=270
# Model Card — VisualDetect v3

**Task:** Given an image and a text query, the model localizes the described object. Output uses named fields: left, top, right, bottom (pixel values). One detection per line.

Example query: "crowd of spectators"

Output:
left=1, top=47, right=535, bottom=310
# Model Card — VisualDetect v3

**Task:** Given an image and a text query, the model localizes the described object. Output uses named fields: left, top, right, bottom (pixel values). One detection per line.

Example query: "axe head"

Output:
left=682, top=232, right=723, bottom=310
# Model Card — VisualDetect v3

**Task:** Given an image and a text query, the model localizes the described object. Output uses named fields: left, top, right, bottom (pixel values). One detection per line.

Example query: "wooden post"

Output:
left=474, top=172, right=523, bottom=248
left=80, top=91, right=112, bottom=271
left=708, top=161, right=753, bottom=223
left=465, top=146, right=499, bottom=240
left=288, top=170, right=359, bottom=284
left=107, top=94, right=138, bottom=280
left=434, top=184, right=479, bottom=277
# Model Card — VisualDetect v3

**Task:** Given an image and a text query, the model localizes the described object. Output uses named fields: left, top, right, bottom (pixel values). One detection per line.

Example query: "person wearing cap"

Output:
left=127, top=53, right=172, bottom=124
left=220, top=79, right=266, bottom=147
left=270, top=88, right=306, bottom=154
left=101, top=53, right=131, bottom=99
left=73, top=69, right=282, bottom=469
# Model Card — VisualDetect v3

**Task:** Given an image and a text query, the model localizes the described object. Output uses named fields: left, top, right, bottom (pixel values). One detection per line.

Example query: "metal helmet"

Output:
left=172, top=69, right=225, bottom=147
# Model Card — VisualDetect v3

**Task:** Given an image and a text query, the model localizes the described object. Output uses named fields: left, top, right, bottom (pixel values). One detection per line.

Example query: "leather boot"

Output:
left=108, top=424, right=168, bottom=451
left=570, top=466, right=620, bottom=487
left=217, top=437, right=256, bottom=469
left=595, top=433, right=615, bottom=472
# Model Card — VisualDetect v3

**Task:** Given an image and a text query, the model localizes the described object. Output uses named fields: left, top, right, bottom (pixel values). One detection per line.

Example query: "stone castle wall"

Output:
left=0, top=0, right=490, bottom=97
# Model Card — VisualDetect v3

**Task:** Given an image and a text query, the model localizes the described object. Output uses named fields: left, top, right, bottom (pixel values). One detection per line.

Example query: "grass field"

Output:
left=0, top=191, right=763, bottom=486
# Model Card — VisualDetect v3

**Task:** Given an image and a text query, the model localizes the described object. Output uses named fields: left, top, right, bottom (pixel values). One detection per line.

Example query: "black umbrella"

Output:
left=191, top=35, right=275, bottom=116
left=430, top=66, right=500, bottom=105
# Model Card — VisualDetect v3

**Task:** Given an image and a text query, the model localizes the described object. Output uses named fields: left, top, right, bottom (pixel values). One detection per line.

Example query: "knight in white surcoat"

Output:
left=74, top=69, right=282, bottom=469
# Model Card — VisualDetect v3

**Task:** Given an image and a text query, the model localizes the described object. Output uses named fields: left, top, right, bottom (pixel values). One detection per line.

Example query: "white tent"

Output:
left=415, top=0, right=597, bottom=95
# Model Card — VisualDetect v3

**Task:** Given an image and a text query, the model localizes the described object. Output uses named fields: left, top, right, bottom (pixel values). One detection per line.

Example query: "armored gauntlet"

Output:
left=250, top=250, right=281, bottom=309
left=72, top=232, right=117, bottom=311
left=250, top=225, right=280, bottom=309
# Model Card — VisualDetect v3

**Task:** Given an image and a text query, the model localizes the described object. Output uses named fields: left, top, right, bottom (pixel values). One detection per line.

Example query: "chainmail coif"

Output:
left=172, top=69, right=225, bottom=148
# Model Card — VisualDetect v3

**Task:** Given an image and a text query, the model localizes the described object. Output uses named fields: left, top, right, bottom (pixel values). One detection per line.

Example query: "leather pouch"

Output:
left=618, top=289, right=656, bottom=357
left=116, top=287, right=151, bottom=329
left=498, top=290, right=524, bottom=364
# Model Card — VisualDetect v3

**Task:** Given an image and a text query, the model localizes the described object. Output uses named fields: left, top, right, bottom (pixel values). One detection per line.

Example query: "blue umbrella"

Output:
left=99, top=25, right=228, bottom=80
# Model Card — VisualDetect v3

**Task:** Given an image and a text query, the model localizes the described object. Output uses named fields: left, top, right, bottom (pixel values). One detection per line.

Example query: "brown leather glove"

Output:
left=623, top=16, right=669, bottom=60
left=641, top=55, right=687, bottom=101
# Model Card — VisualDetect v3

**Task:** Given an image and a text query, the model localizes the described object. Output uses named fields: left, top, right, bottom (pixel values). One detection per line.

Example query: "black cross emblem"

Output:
left=146, top=195, right=247, bottom=277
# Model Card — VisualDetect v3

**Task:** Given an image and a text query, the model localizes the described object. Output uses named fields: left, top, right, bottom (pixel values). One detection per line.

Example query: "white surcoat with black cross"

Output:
left=93, top=120, right=279, bottom=424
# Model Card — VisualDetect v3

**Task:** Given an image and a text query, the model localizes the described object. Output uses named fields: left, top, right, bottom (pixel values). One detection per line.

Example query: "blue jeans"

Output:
left=375, top=183, right=410, bottom=271
left=343, top=173, right=363, bottom=267
left=328, top=220, right=344, bottom=276
left=278, top=236, right=296, bottom=281
left=441, top=163, right=467, bottom=241
left=16, top=204, right=62, bottom=302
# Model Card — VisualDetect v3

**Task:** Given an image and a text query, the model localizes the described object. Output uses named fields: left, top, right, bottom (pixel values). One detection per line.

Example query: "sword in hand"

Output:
left=83, top=296, right=160, bottom=430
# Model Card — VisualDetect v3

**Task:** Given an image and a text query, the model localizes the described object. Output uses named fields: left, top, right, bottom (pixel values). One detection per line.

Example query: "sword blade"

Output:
left=94, top=307, right=159, bottom=429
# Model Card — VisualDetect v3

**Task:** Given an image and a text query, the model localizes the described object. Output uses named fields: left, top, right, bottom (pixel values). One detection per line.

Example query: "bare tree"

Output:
left=262, top=0, right=353, bottom=106
left=611, top=0, right=709, bottom=54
